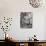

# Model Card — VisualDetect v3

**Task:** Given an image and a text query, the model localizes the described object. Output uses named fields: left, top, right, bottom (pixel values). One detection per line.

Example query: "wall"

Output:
left=0, top=0, right=46, bottom=40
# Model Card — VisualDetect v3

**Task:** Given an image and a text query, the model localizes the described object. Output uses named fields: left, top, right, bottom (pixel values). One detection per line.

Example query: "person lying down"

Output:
left=5, top=33, right=17, bottom=42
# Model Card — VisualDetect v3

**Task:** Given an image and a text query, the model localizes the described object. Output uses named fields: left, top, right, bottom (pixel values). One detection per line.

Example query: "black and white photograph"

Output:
left=20, top=12, right=33, bottom=28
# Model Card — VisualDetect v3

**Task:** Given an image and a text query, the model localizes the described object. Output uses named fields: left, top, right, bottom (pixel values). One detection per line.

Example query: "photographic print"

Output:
left=20, top=12, right=33, bottom=28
